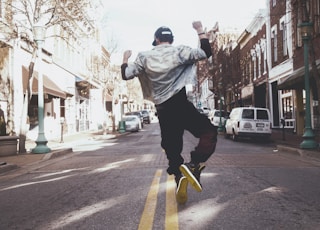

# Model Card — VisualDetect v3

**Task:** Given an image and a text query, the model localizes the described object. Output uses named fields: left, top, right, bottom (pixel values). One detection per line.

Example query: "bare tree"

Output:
left=0, top=0, right=94, bottom=153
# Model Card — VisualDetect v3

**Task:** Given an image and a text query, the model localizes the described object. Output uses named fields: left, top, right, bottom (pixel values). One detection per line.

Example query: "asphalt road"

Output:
left=0, top=122, right=320, bottom=230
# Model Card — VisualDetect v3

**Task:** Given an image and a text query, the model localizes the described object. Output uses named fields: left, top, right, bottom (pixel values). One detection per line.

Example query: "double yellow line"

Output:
left=138, top=169, right=179, bottom=230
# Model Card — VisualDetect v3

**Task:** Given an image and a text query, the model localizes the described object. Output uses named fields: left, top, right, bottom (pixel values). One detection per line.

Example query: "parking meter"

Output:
left=60, top=117, right=65, bottom=143
left=280, top=118, right=285, bottom=140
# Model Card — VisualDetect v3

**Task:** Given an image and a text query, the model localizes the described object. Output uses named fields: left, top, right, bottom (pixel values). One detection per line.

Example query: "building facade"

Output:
left=0, top=0, right=113, bottom=143
left=267, top=0, right=295, bottom=129
left=204, top=0, right=320, bottom=140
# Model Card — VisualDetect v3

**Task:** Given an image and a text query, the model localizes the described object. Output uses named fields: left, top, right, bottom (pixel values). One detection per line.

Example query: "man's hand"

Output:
left=192, top=21, right=207, bottom=39
left=123, top=50, right=132, bottom=64
left=192, top=21, right=203, bottom=32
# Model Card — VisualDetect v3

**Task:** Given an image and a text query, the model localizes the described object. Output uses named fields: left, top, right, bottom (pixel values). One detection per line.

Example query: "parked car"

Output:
left=122, top=115, right=140, bottom=132
left=225, top=107, right=272, bottom=141
left=140, top=110, right=151, bottom=124
left=197, top=107, right=210, bottom=116
left=125, top=111, right=144, bottom=128
left=209, top=109, right=227, bottom=127
left=201, top=107, right=211, bottom=116
left=197, top=108, right=205, bottom=114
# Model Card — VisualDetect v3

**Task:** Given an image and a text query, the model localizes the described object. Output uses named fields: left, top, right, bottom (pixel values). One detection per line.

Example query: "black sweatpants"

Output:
left=156, top=87, right=217, bottom=176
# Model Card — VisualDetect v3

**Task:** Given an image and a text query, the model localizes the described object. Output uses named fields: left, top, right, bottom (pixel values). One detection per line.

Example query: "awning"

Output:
left=241, top=84, right=253, bottom=98
left=277, top=63, right=319, bottom=90
left=22, top=66, right=67, bottom=99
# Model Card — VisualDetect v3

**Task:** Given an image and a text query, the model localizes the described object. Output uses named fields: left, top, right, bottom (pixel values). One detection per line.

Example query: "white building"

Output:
left=0, top=0, right=111, bottom=143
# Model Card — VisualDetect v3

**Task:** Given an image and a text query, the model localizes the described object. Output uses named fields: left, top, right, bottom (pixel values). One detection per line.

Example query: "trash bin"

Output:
left=118, top=121, right=126, bottom=133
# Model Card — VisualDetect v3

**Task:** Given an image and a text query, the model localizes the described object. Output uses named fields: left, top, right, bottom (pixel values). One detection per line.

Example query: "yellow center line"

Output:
left=138, top=169, right=162, bottom=230
left=165, top=175, right=179, bottom=230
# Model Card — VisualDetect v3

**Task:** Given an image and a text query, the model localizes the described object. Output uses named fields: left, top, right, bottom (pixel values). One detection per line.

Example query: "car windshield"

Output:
left=214, top=111, right=225, bottom=117
left=123, top=117, right=136, bottom=121
left=126, top=112, right=140, bottom=117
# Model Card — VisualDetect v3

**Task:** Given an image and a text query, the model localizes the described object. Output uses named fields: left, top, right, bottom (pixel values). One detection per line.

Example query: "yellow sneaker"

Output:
left=179, top=163, right=203, bottom=192
left=175, top=176, right=188, bottom=204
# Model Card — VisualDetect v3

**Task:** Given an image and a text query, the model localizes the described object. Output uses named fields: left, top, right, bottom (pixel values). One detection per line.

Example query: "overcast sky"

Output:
left=102, top=0, right=267, bottom=64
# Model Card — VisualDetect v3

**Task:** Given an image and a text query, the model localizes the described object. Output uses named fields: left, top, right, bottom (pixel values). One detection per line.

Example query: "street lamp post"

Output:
left=299, top=22, right=318, bottom=149
left=218, top=82, right=224, bottom=133
left=32, top=24, right=51, bottom=154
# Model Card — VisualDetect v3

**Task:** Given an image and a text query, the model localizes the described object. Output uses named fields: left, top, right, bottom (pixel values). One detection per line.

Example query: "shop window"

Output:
left=282, top=94, right=293, bottom=119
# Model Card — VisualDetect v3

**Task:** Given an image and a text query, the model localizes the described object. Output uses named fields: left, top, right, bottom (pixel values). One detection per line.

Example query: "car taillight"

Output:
left=237, top=121, right=240, bottom=128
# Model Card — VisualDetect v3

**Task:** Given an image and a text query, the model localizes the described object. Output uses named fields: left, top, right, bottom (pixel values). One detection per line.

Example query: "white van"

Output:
left=225, top=107, right=272, bottom=141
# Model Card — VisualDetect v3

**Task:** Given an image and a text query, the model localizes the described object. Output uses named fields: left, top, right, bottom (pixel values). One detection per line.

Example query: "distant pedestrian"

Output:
left=121, top=21, right=217, bottom=204
left=0, top=105, right=6, bottom=136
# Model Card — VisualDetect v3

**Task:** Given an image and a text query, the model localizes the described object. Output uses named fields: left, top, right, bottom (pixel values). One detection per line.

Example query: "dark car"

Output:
left=125, top=111, right=144, bottom=128
left=140, top=110, right=151, bottom=124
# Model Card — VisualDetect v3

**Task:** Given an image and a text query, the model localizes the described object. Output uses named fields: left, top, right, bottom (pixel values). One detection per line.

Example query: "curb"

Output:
left=0, top=131, right=130, bottom=175
left=0, top=148, right=73, bottom=175
left=276, top=144, right=320, bottom=161
left=0, top=162, right=18, bottom=174
left=276, top=145, right=301, bottom=156
left=42, top=148, right=73, bottom=161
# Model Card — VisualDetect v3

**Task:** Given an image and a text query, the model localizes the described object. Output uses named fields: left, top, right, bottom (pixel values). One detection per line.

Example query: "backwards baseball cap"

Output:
left=152, top=26, right=174, bottom=46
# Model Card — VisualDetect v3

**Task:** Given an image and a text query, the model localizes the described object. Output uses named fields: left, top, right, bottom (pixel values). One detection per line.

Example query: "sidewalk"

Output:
left=0, top=130, right=124, bottom=174
left=271, top=128, right=320, bottom=160
left=1, top=129, right=320, bottom=175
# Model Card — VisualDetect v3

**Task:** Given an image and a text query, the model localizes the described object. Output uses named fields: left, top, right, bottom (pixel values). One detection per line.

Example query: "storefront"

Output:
left=277, top=65, right=320, bottom=135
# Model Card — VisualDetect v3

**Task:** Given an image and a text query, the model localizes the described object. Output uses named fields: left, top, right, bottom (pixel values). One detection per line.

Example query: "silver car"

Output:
left=122, top=115, right=140, bottom=132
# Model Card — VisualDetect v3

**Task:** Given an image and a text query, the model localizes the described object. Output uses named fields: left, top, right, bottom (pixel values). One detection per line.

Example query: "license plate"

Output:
left=256, top=123, right=265, bottom=127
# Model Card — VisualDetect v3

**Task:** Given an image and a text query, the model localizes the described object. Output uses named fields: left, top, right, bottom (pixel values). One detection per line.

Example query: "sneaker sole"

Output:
left=179, top=165, right=202, bottom=192
left=176, top=177, right=188, bottom=204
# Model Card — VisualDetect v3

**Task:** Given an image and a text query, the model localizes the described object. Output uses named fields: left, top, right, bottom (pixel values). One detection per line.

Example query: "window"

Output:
left=242, top=109, right=254, bottom=119
left=282, top=93, right=293, bottom=119
left=295, top=2, right=303, bottom=47
left=273, top=30, right=278, bottom=62
left=315, top=0, right=320, bottom=34
left=251, top=48, right=257, bottom=80
left=257, top=110, right=269, bottom=120
left=280, top=19, right=288, bottom=56
left=256, top=45, right=261, bottom=77
left=260, top=38, right=267, bottom=74
left=271, top=26, right=278, bottom=62
left=272, top=0, right=277, bottom=7
left=0, top=0, right=2, bottom=19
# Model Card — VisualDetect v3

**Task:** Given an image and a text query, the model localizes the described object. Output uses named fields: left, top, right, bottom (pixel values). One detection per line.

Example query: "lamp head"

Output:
left=33, top=24, right=46, bottom=42
left=299, top=22, right=313, bottom=39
